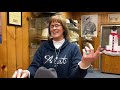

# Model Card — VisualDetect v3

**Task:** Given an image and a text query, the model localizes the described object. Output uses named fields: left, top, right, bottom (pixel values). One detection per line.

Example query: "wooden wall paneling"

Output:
left=0, top=36, right=2, bottom=76
left=101, top=54, right=120, bottom=74
left=16, top=27, right=23, bottom=69
left=7, top=26, right=16, bottom=78
left=0, top=12, right=31, bottom=78
left=59, top=12, right=73, bottom=19
left=91, top=14, right=103, bottom=69
left=101, top=14, right=108, bottom=24
left=0, top=12, right=7, bottom=78
left=22, top=12, right=30, bottom=69
left=99, top=14, right=106, bottom=71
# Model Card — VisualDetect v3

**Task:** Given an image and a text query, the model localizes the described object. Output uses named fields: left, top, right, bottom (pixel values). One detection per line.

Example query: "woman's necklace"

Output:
left=55, top=47, right=61, bottom=60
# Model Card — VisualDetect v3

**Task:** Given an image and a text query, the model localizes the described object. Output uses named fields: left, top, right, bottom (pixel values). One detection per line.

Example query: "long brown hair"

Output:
left=48, top=15, right=70, bottom=40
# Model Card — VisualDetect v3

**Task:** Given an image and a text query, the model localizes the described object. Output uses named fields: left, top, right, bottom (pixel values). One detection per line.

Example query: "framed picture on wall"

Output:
left=7, top=12, right=22, bottom=27
left=81, top=14, right=98, bottom=37
left=108, top=14, right=120, bottom=22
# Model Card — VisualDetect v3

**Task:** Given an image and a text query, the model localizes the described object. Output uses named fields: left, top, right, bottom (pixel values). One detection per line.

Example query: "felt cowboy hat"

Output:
left=34, top=66, right=58, bottom=78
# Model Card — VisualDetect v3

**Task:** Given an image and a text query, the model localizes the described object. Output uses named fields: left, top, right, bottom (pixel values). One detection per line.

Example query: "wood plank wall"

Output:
left=0, top=12, right=30, bottom=78
left=0, top=12, right=7, bottom=78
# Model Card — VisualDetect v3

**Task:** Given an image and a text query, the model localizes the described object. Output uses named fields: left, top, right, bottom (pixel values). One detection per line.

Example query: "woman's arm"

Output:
left=69, top=44, right=87, bottom=78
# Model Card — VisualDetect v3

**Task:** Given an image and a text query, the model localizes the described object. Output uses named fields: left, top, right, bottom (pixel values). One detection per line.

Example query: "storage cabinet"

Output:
left=29, top=17, right=50, bottom=63
left=67, top=22, right=80, bottom=47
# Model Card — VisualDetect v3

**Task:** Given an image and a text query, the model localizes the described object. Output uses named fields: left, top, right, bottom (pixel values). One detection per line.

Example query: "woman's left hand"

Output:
left=79, top=43, right=102, bottom=69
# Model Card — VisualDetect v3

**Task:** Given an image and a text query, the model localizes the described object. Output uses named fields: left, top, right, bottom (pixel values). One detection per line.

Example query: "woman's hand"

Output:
left=79, top=43, right=103, bottom=69
left=12, top=69, right=30, bottom=78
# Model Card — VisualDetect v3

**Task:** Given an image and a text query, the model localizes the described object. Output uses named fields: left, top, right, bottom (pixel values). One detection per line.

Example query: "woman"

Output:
left=12, top=15, right=101, bottom=78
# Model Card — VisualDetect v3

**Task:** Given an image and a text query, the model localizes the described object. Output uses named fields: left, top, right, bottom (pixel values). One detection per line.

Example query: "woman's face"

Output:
left=50, top=21, right=64, bottom=41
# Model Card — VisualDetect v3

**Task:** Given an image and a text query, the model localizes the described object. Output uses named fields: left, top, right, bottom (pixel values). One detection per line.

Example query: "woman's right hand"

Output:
left=12, top=69, right=30, bottom=78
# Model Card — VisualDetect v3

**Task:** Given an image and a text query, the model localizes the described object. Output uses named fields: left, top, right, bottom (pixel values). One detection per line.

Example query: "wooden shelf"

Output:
left=34, top=36, right=48, bottom=41
left=67, top=23, right=79, bottom=33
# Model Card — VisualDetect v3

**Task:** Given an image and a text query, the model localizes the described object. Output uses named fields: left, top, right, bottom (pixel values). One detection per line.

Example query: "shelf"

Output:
left=34, top=36, right=48, bottom=41
left=67, top=23, right=79, bottom=32
left=68, top=27, right=79, bottom=32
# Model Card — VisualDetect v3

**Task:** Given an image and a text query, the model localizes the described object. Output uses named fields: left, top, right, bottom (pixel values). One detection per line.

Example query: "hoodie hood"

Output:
left=44, top=38, right=70, bottom=50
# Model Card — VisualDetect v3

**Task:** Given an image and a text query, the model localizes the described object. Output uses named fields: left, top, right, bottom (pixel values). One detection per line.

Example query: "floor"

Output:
left=85, top=67, right=120, bottom=78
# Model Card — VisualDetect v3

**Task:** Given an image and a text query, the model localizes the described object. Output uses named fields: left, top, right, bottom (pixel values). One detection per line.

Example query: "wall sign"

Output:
left=7, top=12, right=22, bottom=27
left=108, top=14, right=120, bottom=22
